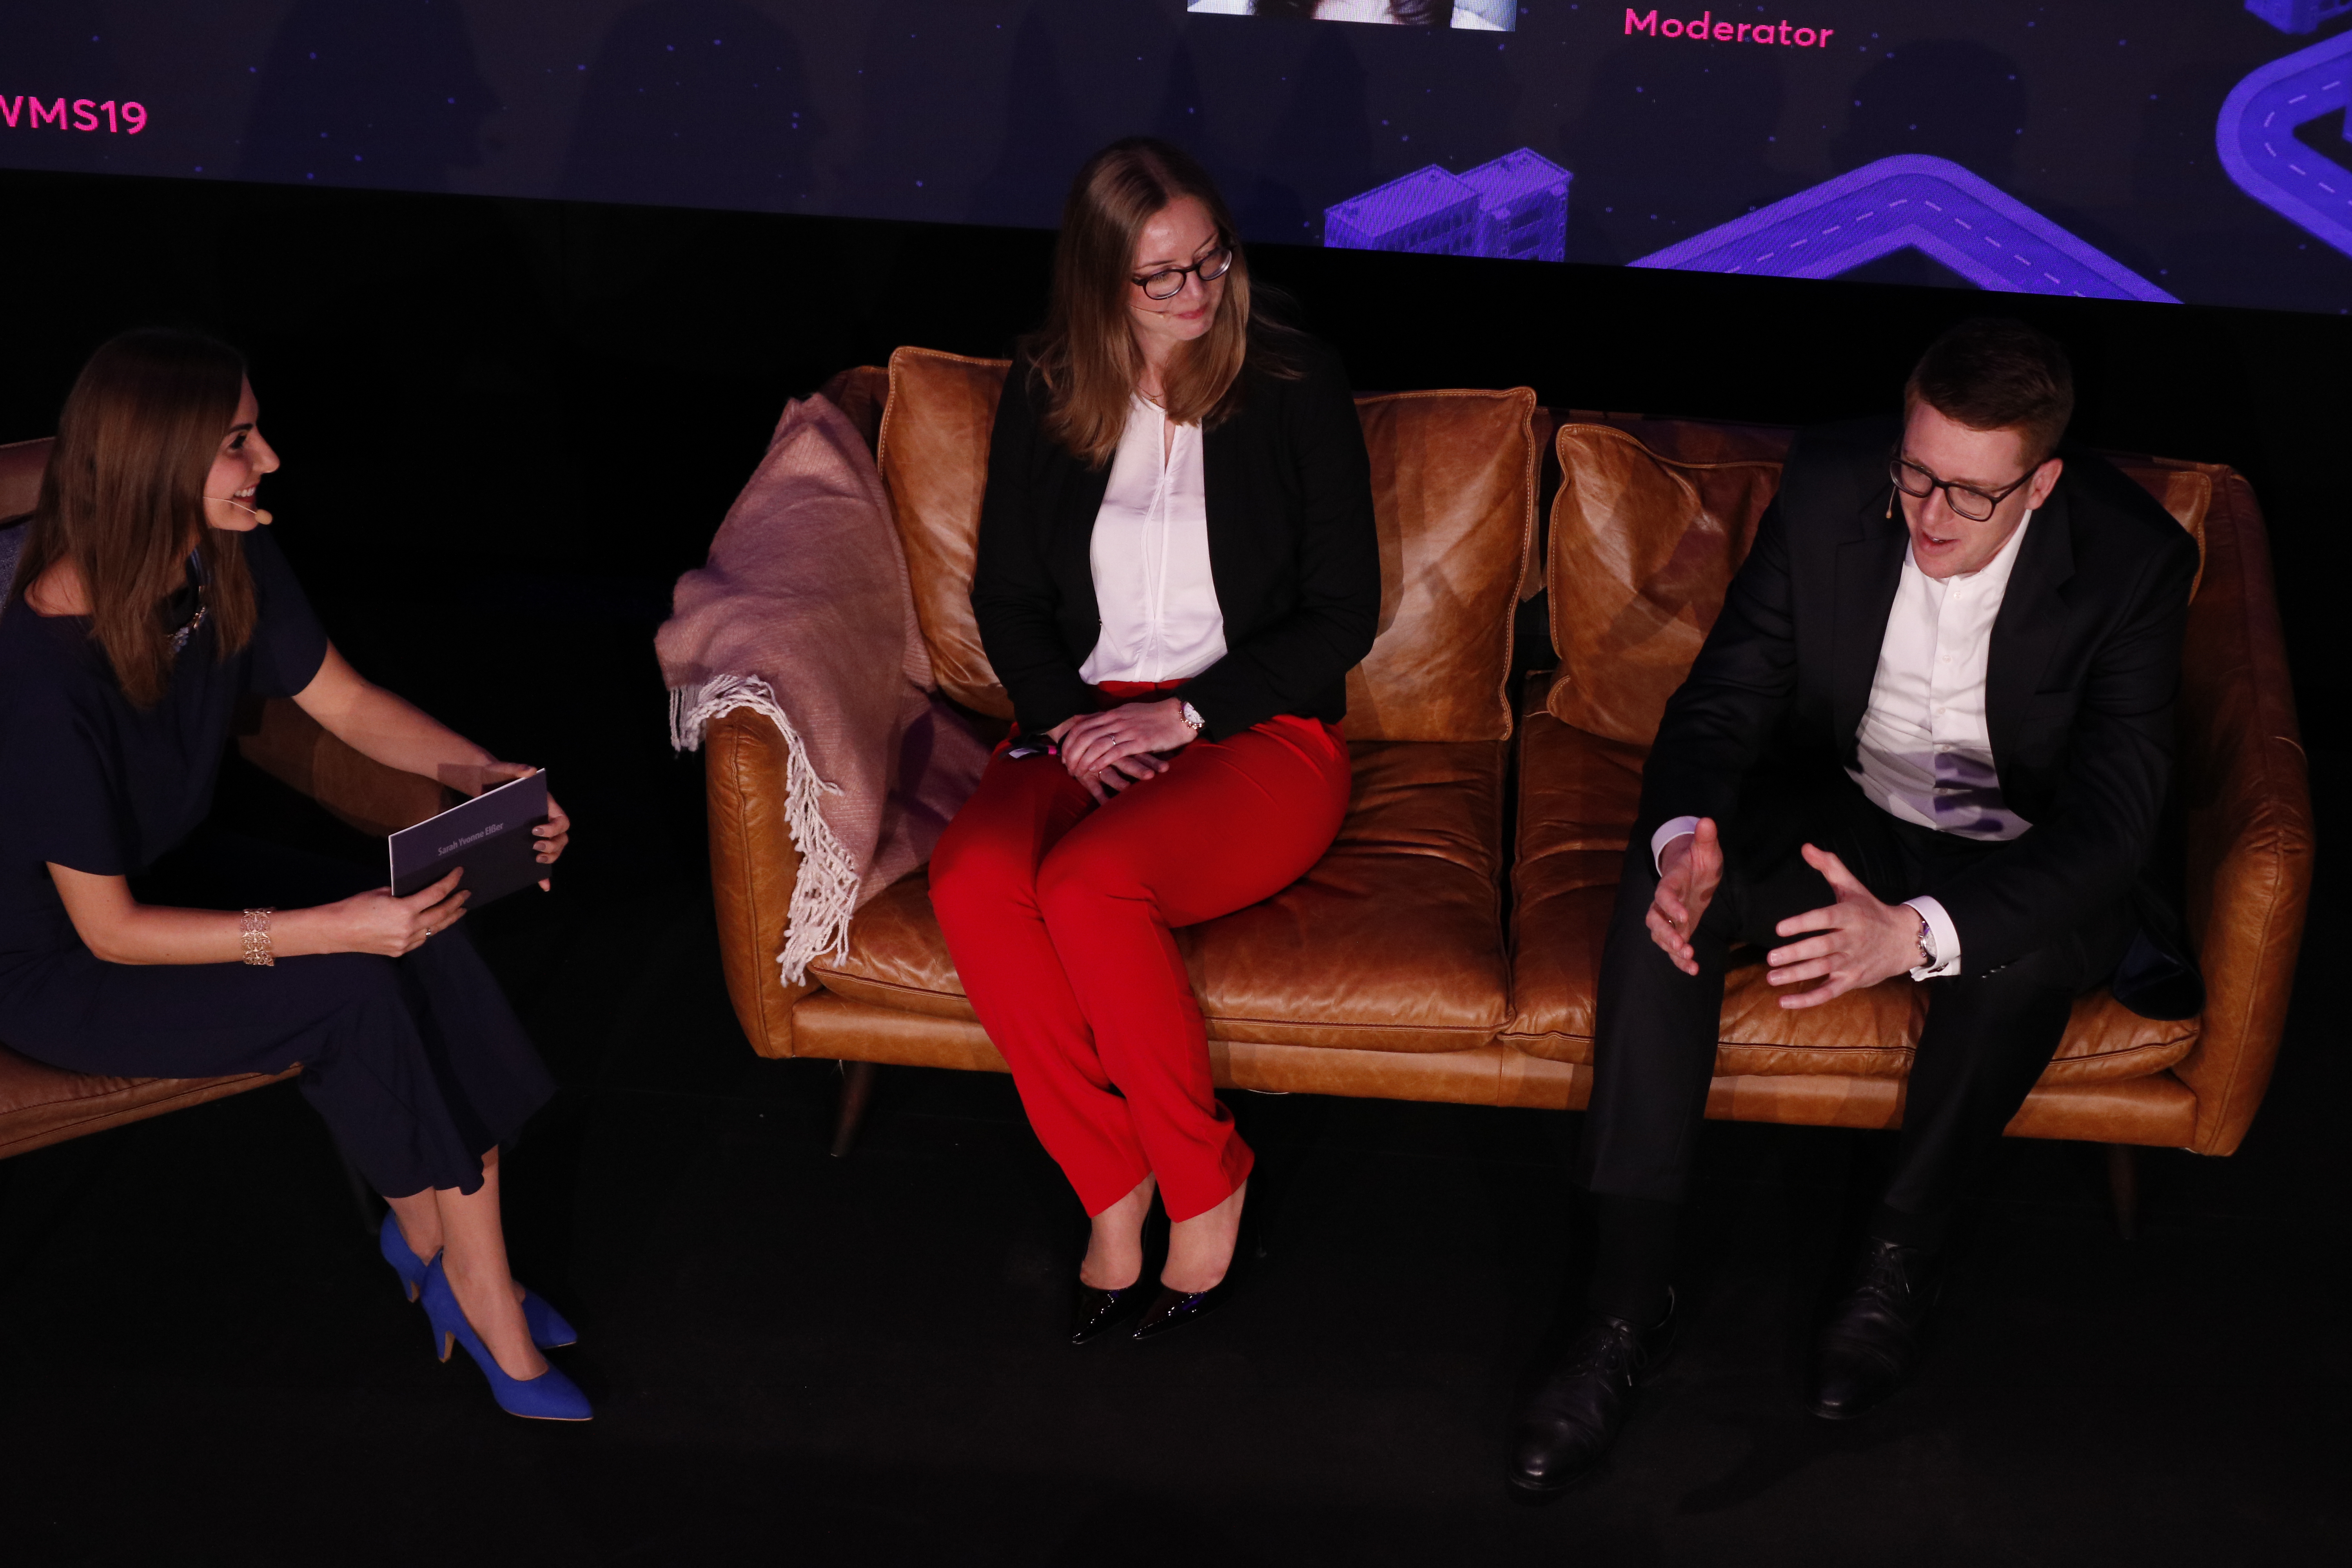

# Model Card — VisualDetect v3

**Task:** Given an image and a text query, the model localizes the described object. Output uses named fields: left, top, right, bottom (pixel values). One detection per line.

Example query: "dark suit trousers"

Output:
left=1574, top=771, right=2134, bottom=1234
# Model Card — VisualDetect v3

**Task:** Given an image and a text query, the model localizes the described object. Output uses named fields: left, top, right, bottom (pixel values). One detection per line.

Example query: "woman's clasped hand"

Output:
left=1049, top=697, right=1198, bottom=801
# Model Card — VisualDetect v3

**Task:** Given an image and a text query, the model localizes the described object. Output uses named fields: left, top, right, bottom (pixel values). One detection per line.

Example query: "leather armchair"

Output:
left=701, top=363, right=2310, bottom=1203
left=0, top=437, right=446, bottom=1162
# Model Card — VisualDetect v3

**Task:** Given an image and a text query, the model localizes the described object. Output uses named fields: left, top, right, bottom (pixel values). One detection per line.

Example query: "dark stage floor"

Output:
left=0, top=575, right=2345, bottom=1568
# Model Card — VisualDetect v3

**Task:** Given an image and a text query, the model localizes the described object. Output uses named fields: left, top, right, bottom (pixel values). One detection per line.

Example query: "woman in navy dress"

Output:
left=0, top=330, right=586, bottom=1420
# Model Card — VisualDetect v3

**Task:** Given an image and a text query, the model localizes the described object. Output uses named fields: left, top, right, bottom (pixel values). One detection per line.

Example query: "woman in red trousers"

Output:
left=930, top=138, right=1381, bottom=1343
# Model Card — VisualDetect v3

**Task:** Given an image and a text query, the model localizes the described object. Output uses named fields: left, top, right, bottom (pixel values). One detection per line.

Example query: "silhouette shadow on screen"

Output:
left=970, top=0, right=1181, bottom=229
left=1830, top=39, right=2025, bottom=187
left=969, top=8, right=1096, bottom=230
left=1557, top=41, right=1801, bottom=267
left=1826, top=37, right=2163, bottom=294
left=237, top=0, right=498, bottom=192
left=562, top=1, right=820, bottom=213
left=1239, top=24, right=1377, bottom=243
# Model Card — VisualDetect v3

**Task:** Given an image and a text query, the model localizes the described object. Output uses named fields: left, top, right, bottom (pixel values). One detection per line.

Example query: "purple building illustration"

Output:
left=1459, top=148, right=1572, bottom=262
left=1325, top=150, right=1570, bottom=260
left=1324, top=165, right=1484, bottom=256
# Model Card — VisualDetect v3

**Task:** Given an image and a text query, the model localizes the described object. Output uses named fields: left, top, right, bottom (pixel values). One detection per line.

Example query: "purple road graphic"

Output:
left=2218, top=29, right=2352, bottom=261
left=1628, top=154, right=2176, bottom=302
left=2245, top=2, right=2352, bottom=36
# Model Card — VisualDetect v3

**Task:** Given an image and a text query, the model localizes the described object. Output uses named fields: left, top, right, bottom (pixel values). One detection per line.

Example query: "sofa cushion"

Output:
left=811, top=738, right=1511, bottom=1053
left=2102, top=455, right=2211, bottom=601
left=0, top=1043, right=296, bottom=1159
left=1343, top=389, right=1535, bottom=742
left=0, top=436, right=47, bottom=522
left=871, top=348, right=1535, bottom=744
left=1504, top=704, right=2199, bottom=1084
left=1543, top=422, right=1783, bottom=746
left=875, top=348, right=1016, bottom=720
left=1542, top=425, right=2216, bottom=753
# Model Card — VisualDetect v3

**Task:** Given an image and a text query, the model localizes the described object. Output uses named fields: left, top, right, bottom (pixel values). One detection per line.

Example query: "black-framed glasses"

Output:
left=1887, top=454, right=2035, bottom=523
left=1132, top=245, right=1234, bottom=300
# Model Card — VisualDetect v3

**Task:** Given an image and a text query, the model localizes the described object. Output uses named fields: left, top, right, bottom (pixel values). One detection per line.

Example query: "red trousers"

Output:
left=929, top=685, right=1352, bottom=1221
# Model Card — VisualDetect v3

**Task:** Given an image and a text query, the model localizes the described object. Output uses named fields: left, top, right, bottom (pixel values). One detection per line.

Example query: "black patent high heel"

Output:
left=1133, top=1203, right=1258, bottom=1342
left=1069, top=1279, right=1149, bottom=1345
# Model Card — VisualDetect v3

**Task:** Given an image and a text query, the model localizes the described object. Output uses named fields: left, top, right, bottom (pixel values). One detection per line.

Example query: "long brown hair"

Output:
left=9, top=330, right=259, bottom=707
left=1028, top=137, right=1297, bottom=468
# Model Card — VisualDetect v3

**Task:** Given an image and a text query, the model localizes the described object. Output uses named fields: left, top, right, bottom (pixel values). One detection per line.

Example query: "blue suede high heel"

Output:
left=379, top=1210, right=430, bottom=1302
left=523, top=1290, right=578, bottom=1350
left=380, top=1211, right=577, bottom=1348
left=421, top=1255, right=593, bottom=1422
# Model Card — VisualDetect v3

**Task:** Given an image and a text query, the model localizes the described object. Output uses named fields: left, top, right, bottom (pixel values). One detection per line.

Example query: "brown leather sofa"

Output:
left=703, top=352, right=2311, bottom=1209
left=0, top=436, right=446, bottom=1164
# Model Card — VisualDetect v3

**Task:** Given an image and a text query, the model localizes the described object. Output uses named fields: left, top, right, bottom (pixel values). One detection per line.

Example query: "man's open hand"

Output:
left=1767, top=843, right=1922, bottom=1008
left=1647, top=818, right=1724, bottom=976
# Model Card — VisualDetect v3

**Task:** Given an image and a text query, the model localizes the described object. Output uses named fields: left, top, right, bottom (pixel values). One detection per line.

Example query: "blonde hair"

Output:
left=1027, top=138, right=1295, bottom=468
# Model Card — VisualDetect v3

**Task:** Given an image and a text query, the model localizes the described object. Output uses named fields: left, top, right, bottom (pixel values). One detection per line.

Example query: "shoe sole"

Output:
left=1808, top=1385, right=1900, bottom=1422
left=1505, top=1461, right=1606, bottom=1503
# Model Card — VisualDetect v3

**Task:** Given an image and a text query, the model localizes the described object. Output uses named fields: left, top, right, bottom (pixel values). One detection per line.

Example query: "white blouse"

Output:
left=1078, top=396, right=1226, bottom=685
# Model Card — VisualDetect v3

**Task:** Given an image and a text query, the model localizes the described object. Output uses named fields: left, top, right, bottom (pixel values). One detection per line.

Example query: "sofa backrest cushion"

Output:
left=0, top=437, right=49, bottom=525
left=875, top=349, right=1016, bottom=719
left=1544, top=421, right=1784, bottom=746
left=875, top=347, right=1537, bottom=742
left=1544, top=421, right=2215, bottom=748
left=1347, top=387, right=1535, bottom=741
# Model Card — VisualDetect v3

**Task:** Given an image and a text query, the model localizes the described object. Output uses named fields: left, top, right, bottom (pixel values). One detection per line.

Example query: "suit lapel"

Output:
left=1832, top=497, right=1907, bottom=750
left=1987, top=487, right=2076, bottom=768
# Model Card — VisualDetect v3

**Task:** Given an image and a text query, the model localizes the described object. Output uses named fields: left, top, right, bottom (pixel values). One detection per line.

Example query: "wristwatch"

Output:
left=1180, top=700, right=1207, bottom=735
left=1914, top=911, right=1938, bottom=971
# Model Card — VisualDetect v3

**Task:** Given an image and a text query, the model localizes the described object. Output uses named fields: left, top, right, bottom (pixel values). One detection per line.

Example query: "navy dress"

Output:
left=0, top=529, right=552, bottom=1197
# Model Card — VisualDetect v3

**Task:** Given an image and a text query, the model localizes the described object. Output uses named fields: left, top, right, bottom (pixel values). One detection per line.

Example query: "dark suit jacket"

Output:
left=969, top=335, right=1381, bottom=742
left=1635, top=417, right=2200, bottom=977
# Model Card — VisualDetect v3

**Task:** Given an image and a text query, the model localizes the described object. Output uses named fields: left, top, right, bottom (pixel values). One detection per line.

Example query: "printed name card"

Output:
left=388, top=770, right=550, bottom=907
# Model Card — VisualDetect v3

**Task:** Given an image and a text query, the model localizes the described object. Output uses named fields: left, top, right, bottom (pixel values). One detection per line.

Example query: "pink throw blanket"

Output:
left=657, top=394, right=990, bottom=982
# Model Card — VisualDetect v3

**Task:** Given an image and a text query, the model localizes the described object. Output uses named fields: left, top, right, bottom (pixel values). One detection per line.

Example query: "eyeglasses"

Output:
left=1132, top=245, right=1234, bottom=301
left=1887, top=454, right=2036, bottom=523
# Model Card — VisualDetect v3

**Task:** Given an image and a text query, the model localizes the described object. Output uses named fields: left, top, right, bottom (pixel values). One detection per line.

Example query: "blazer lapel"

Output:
left=1986, top=489, right=2076, bottom=768
left=1832, top=499, right=1907, bottom=750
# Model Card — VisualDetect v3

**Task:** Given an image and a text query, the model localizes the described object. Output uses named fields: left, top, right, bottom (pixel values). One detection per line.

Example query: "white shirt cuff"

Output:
left=1903, top=897, right=1962, bottom=980
left=1651, top=817, right=1702, bottom=873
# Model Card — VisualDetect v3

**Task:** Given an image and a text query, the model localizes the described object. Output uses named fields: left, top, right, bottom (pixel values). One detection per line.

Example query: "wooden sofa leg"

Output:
left=830, top=1061, right=880, bottom=1160
left=2105, top=1144, right=2141, bottom=1241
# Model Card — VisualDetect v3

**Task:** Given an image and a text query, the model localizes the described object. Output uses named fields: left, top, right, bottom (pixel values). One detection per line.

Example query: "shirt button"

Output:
left=1935, top=705, right=1947, bottom=715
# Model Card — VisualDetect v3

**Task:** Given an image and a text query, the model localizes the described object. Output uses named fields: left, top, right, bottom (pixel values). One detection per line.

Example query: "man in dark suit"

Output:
left=1508, top=319, right=2200, bottom=1496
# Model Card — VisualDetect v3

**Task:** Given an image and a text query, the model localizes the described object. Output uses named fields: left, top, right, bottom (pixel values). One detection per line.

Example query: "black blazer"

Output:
left=969, top=336, right=1381, bottom=742
left=1636, top=416, right=2200, bottom=977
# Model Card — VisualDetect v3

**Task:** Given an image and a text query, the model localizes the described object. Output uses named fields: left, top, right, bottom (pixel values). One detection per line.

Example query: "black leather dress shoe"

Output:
left=1506, top=1290, right=1678, bottom=1499
left=1809, top=1238, right=1942, bottom=1421
left=1070, top=1279, right=1149, bottom=1345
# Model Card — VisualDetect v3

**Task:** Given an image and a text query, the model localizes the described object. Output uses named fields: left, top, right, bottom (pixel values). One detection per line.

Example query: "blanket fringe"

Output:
left=668, top=674, right=857, bottom=985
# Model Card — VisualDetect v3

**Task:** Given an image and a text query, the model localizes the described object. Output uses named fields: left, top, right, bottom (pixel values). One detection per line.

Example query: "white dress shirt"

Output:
left=1652, top=512, right=2038, bottom=981
left=1078, top=395, right=1226, bottom=685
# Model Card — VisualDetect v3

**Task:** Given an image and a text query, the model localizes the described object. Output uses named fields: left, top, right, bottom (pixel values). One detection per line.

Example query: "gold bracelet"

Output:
left=241, top=907, right=276, bottom=967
